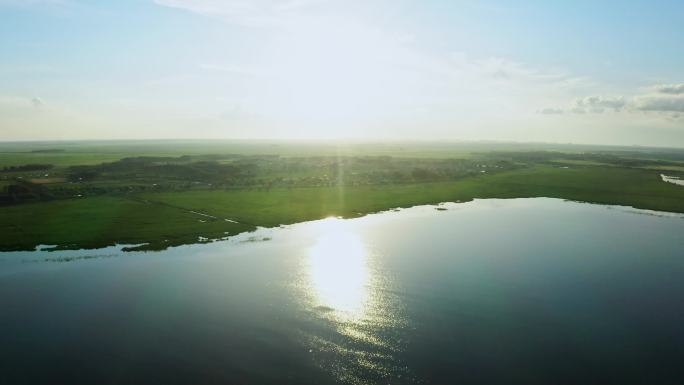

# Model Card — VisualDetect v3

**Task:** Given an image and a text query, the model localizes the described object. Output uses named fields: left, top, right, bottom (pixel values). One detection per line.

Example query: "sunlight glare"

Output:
left=256, top=17, right=415, bottom=133
left=307, top=217, right=369, bottom=320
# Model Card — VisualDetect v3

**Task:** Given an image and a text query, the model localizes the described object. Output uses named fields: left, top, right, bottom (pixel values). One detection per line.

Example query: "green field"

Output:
left=138, top=166, right=684, bottom=223
left=1, top=141, right=683, bottom=251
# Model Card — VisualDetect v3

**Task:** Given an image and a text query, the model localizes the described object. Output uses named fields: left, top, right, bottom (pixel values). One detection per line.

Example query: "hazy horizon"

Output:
left=3, top=137, right=684, bottom=151
left=2, top=0, right=683, bottom=146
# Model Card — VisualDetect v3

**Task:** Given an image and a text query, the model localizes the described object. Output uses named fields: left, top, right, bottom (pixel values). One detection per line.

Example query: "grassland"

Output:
left=0, top=196, right=252, bottom=251
left=137, top=166, right=684, bottom=225
left=1, top=140, right=683, bottom=252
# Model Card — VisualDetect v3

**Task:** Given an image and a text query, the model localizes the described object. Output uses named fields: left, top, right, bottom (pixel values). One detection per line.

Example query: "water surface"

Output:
left=1, top=198, right=684, bottom=384
left=661, top=173, right=684, bottom=186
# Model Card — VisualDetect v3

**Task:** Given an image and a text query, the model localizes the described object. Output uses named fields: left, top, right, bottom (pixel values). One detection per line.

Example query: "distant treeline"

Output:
left=483, top=151, right=684, bottom=168
left=0, top=182, right=53, bottom=205
left=30, top=149, right=65, bottom=153
left=2, top=164, right=54, bottom=172
left=67, top=156, right=257, bottom=183
left=1, top=154, right=524, bottom=205
left=63, top=155, right=517, bottom=190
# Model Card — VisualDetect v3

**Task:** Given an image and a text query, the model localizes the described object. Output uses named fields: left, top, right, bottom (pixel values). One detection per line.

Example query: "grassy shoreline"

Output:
left=2, top=165, right=683, bottom=252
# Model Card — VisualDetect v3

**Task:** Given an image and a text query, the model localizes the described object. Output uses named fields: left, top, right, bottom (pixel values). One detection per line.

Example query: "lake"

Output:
left=1, top=198, right=683, bottom=384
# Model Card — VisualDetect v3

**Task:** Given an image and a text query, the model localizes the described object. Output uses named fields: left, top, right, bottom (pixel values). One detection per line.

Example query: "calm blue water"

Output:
left=1, top=198, right=683, bottom=384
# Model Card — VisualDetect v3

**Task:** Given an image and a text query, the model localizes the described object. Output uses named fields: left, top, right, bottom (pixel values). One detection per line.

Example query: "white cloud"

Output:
left=0, top=95, right=44, bottom=110
left=445, top=53, right=590, bottom=90
left=481, top=58, right=588, bottom=87
left=539, top=108, right=563, bottom=115
left=31, top=97, right=44, bottom=108
left=153, top=0, right=327, bottom=26
left=655, top=83, right=684, bottom=95
left=634, top=95, right=684, bottom=112
left=572, top=96, right=626, bottom=114
left=546, top=85, right=684, bottom=119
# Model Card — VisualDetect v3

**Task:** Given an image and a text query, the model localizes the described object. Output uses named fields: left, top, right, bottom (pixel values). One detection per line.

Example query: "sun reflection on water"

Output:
left=301, top=217, right=411, bottom=383
left=307, top=217, right=370, bottom=321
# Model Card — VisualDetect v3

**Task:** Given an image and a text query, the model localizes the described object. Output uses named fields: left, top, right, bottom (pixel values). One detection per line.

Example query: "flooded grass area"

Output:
left=661, top=174, right=684, bottom=186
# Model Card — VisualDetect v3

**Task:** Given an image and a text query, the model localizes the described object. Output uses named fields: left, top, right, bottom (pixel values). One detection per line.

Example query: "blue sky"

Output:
left=1, top=0, right=683, bottom=145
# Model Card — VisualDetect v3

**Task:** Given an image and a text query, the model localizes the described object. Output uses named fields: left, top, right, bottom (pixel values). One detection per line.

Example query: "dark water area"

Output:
left=1, top=198, right=683, bottom=384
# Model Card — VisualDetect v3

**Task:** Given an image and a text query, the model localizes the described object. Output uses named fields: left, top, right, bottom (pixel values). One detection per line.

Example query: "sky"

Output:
left=1, top=0, right=684, bottom=146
